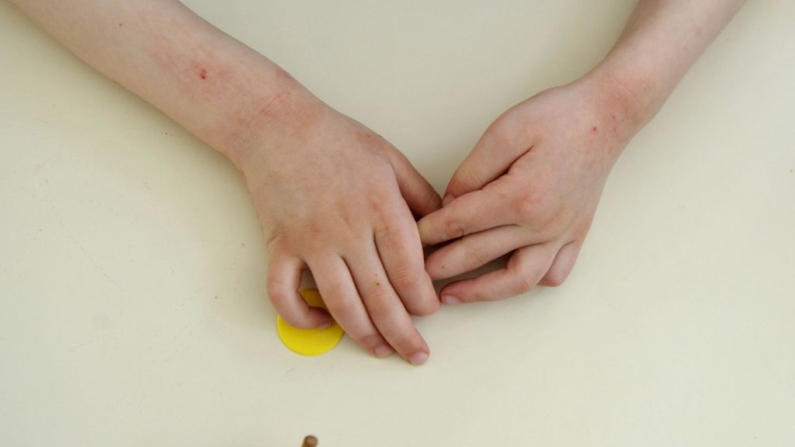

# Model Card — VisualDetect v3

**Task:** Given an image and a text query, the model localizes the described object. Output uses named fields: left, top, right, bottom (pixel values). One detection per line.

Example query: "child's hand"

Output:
left=418, top=77, right=642, bottom=303
left=239, top=92, right=441, bottom=365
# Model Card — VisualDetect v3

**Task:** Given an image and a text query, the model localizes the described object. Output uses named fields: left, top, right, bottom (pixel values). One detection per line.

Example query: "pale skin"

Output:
left=9, top=0, right=745, bottom=364
left=418, top=0, right=747, bottom=303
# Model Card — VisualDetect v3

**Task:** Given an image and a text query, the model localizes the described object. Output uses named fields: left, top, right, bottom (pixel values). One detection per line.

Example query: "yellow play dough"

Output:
left=276, top=289, right=344, bottom=356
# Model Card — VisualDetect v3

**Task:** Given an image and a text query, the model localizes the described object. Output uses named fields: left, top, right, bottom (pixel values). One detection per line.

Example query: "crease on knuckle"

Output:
left=515, top=190, right=542, bottom=221
left=462, top=246, right=490, bottom=270
left=355, top=333, right=385, bottom=350
left=389, top=264, right=422, bottom=291
left=265, top=232, right=289, bottom=256
left=443, top=218, right=466, bottom=240
left=363, top=290, right=394, bottom=320
left=454, top=165, right=485, bottom=191
left=470, top=288, right=490, bottom=302
left=322, top=284, right=356, bottom=316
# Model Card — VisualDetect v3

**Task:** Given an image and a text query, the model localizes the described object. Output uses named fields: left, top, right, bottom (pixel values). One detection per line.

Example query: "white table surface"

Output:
left=2, top=1, right=794, bottom=445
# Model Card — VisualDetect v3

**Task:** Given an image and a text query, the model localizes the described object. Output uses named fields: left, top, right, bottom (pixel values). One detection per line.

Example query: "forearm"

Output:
left=8, top=0, right=310, bottom=167
left=587, top=0, right=746, bottom=128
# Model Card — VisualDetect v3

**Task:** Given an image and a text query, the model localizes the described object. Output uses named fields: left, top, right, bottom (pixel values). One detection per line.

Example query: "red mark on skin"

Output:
left=591, top=126, right=598, bottom=133
left=199, top=68, right=207, bottom=80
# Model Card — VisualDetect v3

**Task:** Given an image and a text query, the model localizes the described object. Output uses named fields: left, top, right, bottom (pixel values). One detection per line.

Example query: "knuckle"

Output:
left=265, top=232, right=290, bottom=256
left=443, top=218, right=466, bottom=240
left=463, top=247, right=489, bottom=270
left=470, top=288, right=492, bottom=303
left=515, top=192, right=541, bottom=220
left=390, top=265, right=422, bottom=291
left=352, top=332, right=385, bottom=350
left=484, top=121, right=512, bottom=148
left=322, top=285, right=357, bottom=315
left=266, top=283, right=291, bottom=306
left=454, top=165, right=485, bottom=191
left=362, top=286, right=393, bottom=318
left=466, top=289, right=508, bottom=302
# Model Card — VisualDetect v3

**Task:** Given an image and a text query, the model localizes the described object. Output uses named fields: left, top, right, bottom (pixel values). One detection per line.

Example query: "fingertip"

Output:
left=441, top=294, right=461, bottom=305
left=408, top=351, right=429, bottom=365
left=439, top=279, right=477, bottom=304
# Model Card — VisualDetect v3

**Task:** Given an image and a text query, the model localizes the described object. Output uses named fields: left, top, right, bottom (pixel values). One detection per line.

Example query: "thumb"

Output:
left=445, top=117, right=531, bottom=202
left=388, top=150, right=442, bottom=218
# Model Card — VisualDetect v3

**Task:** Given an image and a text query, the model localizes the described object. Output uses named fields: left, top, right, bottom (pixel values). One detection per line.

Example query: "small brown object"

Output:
left=302, top=435, right=318, bottom=447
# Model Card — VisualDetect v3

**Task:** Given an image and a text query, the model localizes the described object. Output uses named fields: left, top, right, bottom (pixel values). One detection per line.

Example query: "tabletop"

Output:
left=1, top=1, right=794, bottom=446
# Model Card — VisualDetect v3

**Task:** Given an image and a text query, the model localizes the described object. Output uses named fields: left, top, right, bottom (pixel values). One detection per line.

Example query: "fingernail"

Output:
left=317, top=318, right=332, bottom=329
left=442, top=294, right=460, bottom=305
left=442, top=194, right=454, bottom=206
left=409, top=351, right=429, bottom=365
left=374, top=345, right=394, bottom=358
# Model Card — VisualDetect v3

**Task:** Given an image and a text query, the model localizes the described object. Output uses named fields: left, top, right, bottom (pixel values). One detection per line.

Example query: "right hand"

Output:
left=235, top=88, right=442, bottom=365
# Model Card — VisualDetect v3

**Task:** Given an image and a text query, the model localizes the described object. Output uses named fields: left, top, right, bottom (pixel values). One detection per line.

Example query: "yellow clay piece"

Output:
left=276, top=289, right=344, bottom=356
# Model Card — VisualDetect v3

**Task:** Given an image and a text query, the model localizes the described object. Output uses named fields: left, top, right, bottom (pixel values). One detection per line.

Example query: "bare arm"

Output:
left=418, top=0, right=746, bottom=303
left=595, top=0, right=747, bottom=127
left=7, top=0, right=301, bottom=165
left=9, top=0, right=442, bottom=365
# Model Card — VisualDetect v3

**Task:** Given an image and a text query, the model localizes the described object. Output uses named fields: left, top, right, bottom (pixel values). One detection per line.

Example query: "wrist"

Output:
left=582, top=54, right=666, bottom=134
left=212, top=71, right=326, bottom=173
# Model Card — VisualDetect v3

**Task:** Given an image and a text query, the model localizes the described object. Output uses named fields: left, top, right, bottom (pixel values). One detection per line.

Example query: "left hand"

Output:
left=418, top=76, right=642, bottom=303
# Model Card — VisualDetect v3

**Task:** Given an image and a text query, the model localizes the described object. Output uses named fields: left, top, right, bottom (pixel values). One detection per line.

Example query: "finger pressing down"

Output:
left=347, top=246, right=432, bottom=365
left=266, top=253, right=332, bottom=329
left=308, top=256, right=393, bottom=358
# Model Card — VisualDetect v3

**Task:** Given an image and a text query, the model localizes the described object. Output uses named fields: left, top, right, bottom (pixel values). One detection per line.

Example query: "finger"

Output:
left=539, top=241, right=581, bottom=287
left=266, top=254, right=331, bottom=329
left=347, top=247, right=431, bottom=365
left=417, top=181, right=514, bottom=246
left=375, top=219, right=440, bottom=317
left=308, top=256, right=393, bottom=358
left=444, top=117, right=532, bottom=201
left=387, top=150, right=442, bottom=218
left=424, top=225, right=530, bottom=280
left=439, top=243, right=557, bottom=304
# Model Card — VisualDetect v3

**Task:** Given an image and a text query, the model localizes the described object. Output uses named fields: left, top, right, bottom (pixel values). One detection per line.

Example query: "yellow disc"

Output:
left=276, top=289, right=344, bottom=356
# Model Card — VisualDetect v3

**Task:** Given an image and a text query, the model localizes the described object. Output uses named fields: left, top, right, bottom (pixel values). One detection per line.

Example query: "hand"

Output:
left=240, top=91, right=442, bottom=364
left=418, top=77, right=642, bottom=303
